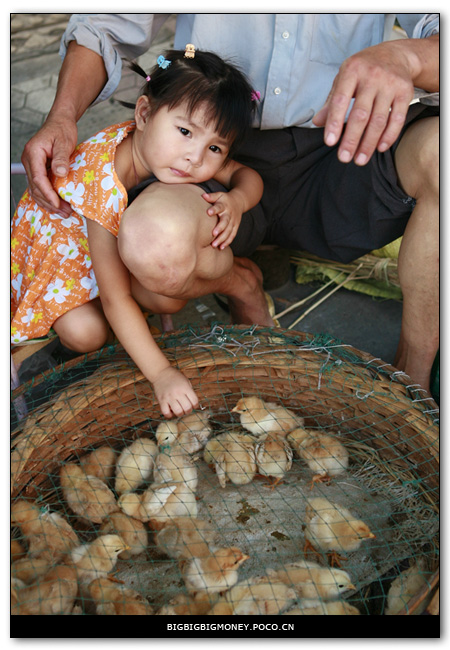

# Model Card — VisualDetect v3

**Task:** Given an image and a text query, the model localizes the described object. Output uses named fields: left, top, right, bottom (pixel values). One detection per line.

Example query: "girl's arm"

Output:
left=203, top=161, right=264, bottom=250
left=86, top=218, right=198, bottom=418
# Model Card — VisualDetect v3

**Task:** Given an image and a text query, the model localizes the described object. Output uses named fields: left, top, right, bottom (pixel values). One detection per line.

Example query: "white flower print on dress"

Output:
left=49, top=212, right=81, bottom=228
left=80, top=269, right=99, bottom=300
left=11, top=330, right=28, bottom=344
left=38, top=223, right=56, bottom=246
left=57, top=238, right=79, bottom=265
left=58, top=181, right=85, bottom=207
left=20, top=308, right=34, bottom=325
left=43, top=278, right=71, bottom=304
left=14, top=205, right=26, bottom=228
left=12, top=273, right=23, bottom=301
left=26, top=205, right=43, bottom=237
left=70, top=151, right=87, bottom=171
left=86, top=131, right=107, bottom=145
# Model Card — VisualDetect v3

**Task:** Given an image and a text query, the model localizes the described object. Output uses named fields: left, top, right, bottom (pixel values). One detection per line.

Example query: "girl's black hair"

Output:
left=127, top=49, right=256, bottom=157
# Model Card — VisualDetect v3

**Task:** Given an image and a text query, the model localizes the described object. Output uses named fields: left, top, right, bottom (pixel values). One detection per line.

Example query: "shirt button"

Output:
left=274, top=87, right=282, bottom=95
left=282, top=31, right=290, bottom=39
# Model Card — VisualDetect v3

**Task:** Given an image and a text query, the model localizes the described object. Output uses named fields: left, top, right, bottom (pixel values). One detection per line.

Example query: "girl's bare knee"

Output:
left=54, top=304, right=110, bottom=353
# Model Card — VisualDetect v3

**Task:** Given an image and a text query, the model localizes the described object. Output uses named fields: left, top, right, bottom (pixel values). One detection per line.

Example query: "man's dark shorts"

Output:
left=128, top=104, right=438, bottom=263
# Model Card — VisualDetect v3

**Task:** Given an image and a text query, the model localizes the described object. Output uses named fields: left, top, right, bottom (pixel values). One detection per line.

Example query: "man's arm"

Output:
left=313, top=33, right=439, bottom=165
left=21, top=41, right=107, bottom=213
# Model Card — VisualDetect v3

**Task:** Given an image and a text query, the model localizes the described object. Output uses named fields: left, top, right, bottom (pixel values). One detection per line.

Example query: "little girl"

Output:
left=11, top=47, right=263, bottom=418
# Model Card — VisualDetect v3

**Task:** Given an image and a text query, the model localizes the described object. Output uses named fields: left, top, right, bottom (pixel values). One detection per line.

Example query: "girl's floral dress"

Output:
left=11, top=121, right=135, bottom=344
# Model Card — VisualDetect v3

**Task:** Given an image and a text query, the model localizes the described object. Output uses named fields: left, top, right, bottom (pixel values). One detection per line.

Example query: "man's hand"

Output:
left=312, top=39, right=431, bottom=165
left=21, top=114, right=78, bottom=214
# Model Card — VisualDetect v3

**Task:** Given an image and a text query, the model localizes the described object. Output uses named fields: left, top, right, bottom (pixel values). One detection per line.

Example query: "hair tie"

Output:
left=251, top=90, right=261, bottom=102
left=157, top=55, right=171, bottom=69
left=145, top=75, right=151, bottom=82
left=184, top=44, right=196, bottom=59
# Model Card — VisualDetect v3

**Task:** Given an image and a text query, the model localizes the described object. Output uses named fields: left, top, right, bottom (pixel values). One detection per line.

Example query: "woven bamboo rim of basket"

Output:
left=11, top=325, right=439, bottom=613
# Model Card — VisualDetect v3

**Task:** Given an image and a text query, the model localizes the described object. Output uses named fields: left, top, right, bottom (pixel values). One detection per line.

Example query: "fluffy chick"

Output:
left=88, top=578, right=154, bottom=615
left=155, top=517, right=215, bottom=560
left=156, top=410, right=212, bottom=454
left=304, top=497, right=376, bottom=564
left=99, top=511, right=148, bottom=559
left=157, top=592, right=218, bottom=615
left=60, top=463, right=118, bottom=524
left=182, top=546, right=249, bottom=595
left=79, top=445, right=117, bottom=483
left=11, top=555, right=52, bottom=585
left=149, top=482, right=199, bottom=529
left=69, top=534, right=129, bottom=588
left=269, top=558, right=355, bottom=600
left=11, top=499, right=79, bottom=560
left=117, top=483, right=178, bottom=522
left=255, top=432, right=293, bottom=487
left=204, top=430, right=257, bottom=488
left=385, top=562, right=431, bottom=615
left=207, top=576, right=296, bottom=616
left=11, top=539, right=26, bottom=562
left=232, top=396, right=303, bottom=436
left=287, top=427, right=349, bottom=487
left=153, top=443, right=198, bottom=490
left=11, top=564, right=78, bottom=615
left=284, top=600, right=360, bottom=615
left=115, top=437, right=158, bottom=495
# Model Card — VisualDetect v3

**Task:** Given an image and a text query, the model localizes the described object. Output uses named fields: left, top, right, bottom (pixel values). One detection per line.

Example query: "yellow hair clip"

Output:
left=184, top=44, right=196, bottom=59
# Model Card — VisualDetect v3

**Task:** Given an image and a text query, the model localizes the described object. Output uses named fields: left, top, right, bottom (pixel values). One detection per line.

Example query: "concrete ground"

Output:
left=11, top=13, right=405, bottom=375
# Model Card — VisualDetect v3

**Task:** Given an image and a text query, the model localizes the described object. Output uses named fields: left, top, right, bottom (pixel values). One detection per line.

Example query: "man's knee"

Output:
left=396, top=116, right=439, bottom=198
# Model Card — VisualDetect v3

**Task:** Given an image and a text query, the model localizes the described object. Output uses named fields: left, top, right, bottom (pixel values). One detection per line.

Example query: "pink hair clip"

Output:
left=251, top=90, right=261, bottom=102
left=146, top=75, right=151, bottom=82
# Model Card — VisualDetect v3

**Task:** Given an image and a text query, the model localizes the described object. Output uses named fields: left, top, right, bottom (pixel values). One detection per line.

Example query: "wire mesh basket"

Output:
left=11, top=325, right=439, bottom=616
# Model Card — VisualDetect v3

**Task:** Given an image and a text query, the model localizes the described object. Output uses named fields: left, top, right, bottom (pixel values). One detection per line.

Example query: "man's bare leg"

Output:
left=393, top=116, right=439, bottom=393
left=118, top=182, right=274, bottom=327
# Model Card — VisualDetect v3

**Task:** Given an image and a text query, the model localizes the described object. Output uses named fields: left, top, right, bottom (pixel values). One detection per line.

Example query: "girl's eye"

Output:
left=178, top=127, right=191, bottom=137
left=209, top=145, right=222, bottom=154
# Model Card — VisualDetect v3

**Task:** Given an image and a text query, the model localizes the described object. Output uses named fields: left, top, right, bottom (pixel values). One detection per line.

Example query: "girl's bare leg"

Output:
left=52, top=298, right=112, bottom=352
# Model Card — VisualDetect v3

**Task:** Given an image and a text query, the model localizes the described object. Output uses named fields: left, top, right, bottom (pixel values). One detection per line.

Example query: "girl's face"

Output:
left=134, top=96, right=232, bottom=184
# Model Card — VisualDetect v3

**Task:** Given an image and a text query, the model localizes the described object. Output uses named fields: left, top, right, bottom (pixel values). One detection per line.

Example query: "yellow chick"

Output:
left=11, top=499, right=80, bottom=560
left=156, top=410, right=212, bottom=454
left=79, top=445, right=117, bottom=483
left=88, top=577, right=154, bottom=615
left=284, top=600, right=360, bottom=615
left=154, top=516, right=215, bottom=560
left=149, top=482, right=199, bottom=530
left=114, top=437, right=158, bottom=495
left=69, top=534, right=129, bottom=588
left=99, top=511, right=148, bottom=559
left=153, top=443, right=198, bottom=490
left=60, top=463, right=118, bottom=524
left=385, top=562, right=431, bottom=615
left=203, top=430, right=257, bottom=488
left=232, top=396, right=303, bottom=436
left=182, top=545, right=249, bottom=595
left=11, top=539, right=27, bottom=562
left=11, top=564, right=79, bottom=615
left=255, top=432, right=293, bottom=487
left=11, top=555, right=52, bottom=585
left=287, top=427, right=349, bottom=487
left=207, top=576, right=296, bottom=616
left=269, top=558, right=356, bottom=600
left=156, top=592, right=218, bottom=615
left=117, top=483, right=178, bottom=522
left=304, top=497, right=376, bottom=565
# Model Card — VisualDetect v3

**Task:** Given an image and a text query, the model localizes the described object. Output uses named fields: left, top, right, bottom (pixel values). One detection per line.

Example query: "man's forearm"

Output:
left=49, top=40, right=108, bottom=123
left=398, top=34, right=439, bottom=92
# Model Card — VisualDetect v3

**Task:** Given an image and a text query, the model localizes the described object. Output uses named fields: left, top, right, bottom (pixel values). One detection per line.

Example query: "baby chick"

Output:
left=88, top=578, right=154, bottom=615
left=385, top=561, right=431, bottom=615
left=11, top=564, right=79, bottom=615
left=11, top=539, right=27, bottom=562
left=69, top=534, right=129, bottom=589
left=117, top=483, right=178, bottom=522
left=60, top=463, right=118, bottom=524
left=203, top=430, right=257, bottom=488
left=269, top=558, right=355, bottom=600
left=207, top=576, right=296, bottom=616
left=284, top=600, right=360, bottom=615
left=115, top=437, right=158, bottom=495
left=232, top=396, right=303, bottom=436
left=153, top=443, right=198, bottom=490
left=304, top=497, right=376, bottom=565
left=79, top=445, right=117, bottom=483
left=182, top=545, right=249, bottom=595
left=99, top=511, right=148, bottom=559
left=155, top=516, right=215, bottom=560
left=11, top=499, right=79, bottom=560
left=149, top=482, right=199, bottom=530
left=156, top=592, right=218, bottom=615
left=156, top=410, right=212, bottom=454
left=287, top=427, right=349, bottom=487
left=11, top=555, right=52, bottom=585
left=255, top=432, right=293, bottom=487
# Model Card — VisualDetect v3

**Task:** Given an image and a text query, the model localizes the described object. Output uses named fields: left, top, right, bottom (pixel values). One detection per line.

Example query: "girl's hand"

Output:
left=153, top=366, right=199, bottom=419
left=202, top=191, right=243, bottom=250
